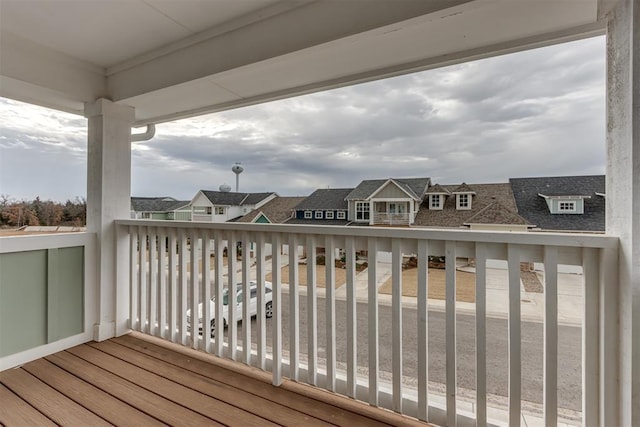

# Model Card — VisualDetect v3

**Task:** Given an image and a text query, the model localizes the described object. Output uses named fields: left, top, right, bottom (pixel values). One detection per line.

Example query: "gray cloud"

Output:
left=1, top=37, right=606, bottom=202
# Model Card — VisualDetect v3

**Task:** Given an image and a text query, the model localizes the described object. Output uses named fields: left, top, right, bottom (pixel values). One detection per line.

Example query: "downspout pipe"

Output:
left=130, top=124, right=156, bottom=142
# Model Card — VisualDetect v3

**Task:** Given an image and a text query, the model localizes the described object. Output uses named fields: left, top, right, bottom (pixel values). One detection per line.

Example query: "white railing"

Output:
left=372, top=212, right=411, bottom=225
left=115, top=219, right=618, bottom=427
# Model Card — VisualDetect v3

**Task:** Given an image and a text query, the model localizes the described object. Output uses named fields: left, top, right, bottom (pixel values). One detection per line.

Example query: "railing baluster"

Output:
left=178, top=229, right=188, bottom=346
left=543, top=246, right=558, bottom=425
left=242, top=232, right=251, bottom=364
left=417, top=239, right=429, bottom=421
left=228, top=231, right=238, bottom=360
left=306, top=235, right=318, bottom=385
left=392, top=238, right=403, bottom=413
left=475, top=242, right=487, bottom=427
left=255, top=232, right=266, bottom=369
left=507, top=244, right=522, bottom=427
left=190, top=229, right=199, bottom=350
left=368, top=238, right=379, bottom=406
left=214, top=231, right=224, bottom=356
left=158, top=229, right=167, bottom=339
left=272, top=233, right=283, bottom=386
left=325, top=235, right=336, bottom=392
left=582, top=247, right=599, bottom=426
left=130, top=226, right=139, bottom=331
left=168, top=228, right=177, bottom=342
left=289, top=234, right=300, bottom=381
left=346, top=236, right=357, bottom=398
left=149, top=228, right=158, bottom=336
left=202, top=231, right=212, bottom=353
left=139, top=227, right=148, bottom=334
left=445, top=240, right=457, bottom=425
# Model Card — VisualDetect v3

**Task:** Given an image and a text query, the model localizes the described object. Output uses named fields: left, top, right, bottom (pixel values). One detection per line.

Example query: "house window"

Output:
left=429, top=194, right=443, bottom=210
left=559, top=201, right=576, bottom=212
left=457, top=194, right=471, bottom=210
left=337, top=211, right=346, bottom=219
left=325, top=211, right=334, bottom=219
left=304, top=211, right=312, bottom=219
left=315, top=211, right=323, bottom=219
left=206, top=207, right=212, bottom=215
left=355, top=202, right=370, bottom=221
left=215, top=207, right=225, bottom=215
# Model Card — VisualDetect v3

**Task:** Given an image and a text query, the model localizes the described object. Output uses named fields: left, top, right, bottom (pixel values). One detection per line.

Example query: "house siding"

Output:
left=375, top=182, right=410, bottom=199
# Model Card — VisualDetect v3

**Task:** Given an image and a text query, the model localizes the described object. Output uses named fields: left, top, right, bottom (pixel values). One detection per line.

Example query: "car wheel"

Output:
left=265, top=301, right=273, bottom=318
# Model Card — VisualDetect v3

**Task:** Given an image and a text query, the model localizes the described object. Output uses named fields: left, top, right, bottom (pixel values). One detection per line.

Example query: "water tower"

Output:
left=231, top=163, right=244, bottom=192
left=219, top=183, right=231, bottom=192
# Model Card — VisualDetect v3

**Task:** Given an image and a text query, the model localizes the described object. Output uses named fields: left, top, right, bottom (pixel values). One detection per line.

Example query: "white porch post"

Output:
left=605, top=0, right=639, bottom=425
left=85, top=98, right=135, bottom=342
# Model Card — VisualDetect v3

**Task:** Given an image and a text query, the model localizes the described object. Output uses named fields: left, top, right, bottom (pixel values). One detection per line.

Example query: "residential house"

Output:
left=190, top=190, right=276, bottom=222
left=509, top=175, right=605, bottom=232
left=130, top=197, right=191, bottom=220
left=415, top=183, right=531, bottom=231
left=287, top=188, right=352, bottom=225
left=345, top=178, right=431, bottom=226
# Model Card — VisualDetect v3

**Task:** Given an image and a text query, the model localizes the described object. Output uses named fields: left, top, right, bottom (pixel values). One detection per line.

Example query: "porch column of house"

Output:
left=605, top=0, right=639, bottom=425
left=85, top=98, right=135, bottom=342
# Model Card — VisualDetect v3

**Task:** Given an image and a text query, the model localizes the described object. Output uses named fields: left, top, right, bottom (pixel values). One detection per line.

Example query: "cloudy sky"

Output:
left=0, top=36, right=605, bottom=202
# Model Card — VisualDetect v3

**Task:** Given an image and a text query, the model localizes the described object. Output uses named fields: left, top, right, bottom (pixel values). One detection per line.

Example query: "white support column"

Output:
left=85, top=98, right=135, bottom=341
left=604, top=0, right=639, bottom=425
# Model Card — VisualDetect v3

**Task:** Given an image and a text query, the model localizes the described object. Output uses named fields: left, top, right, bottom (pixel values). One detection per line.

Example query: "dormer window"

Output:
left=538, top=193, right=589, bottom=214
left=456, top=194, right=472, bottom=210
left=559, top=201, right=576, bottom=212
left=315, top=210, right=323, bottom=219
left=304, top=211, right=312, bottom=219
left=429, top=194, right=444, bottom=210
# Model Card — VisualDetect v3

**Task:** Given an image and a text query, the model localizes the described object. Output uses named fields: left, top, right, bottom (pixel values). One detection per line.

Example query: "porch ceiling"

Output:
left=0, top=0, right=605, bottom=126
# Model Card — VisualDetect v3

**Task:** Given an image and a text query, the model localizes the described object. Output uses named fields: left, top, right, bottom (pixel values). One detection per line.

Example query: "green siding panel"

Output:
left=0, top=250, right=48, bottom=356
left=255, top=214, right=270, bottom=223
left=0, top=246, right=84, bottom=357
left=48, top=247, right=84, bottom=342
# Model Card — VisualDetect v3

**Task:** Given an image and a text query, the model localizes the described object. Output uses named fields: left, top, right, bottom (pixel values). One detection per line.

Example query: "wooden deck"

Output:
left=0, top=333, right=430, bottom=426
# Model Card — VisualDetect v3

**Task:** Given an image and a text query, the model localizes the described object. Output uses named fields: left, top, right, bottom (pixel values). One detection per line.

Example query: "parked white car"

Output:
left=187, top=281, right=273, bottom=336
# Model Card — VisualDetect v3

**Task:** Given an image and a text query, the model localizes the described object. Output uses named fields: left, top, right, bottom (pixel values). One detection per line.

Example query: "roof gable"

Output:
left=425, top=184, right=451, bottom=195
left=346, top=177, right=429, bottom=201
left=464, top=201, right=531, bottom=225
left=451, top=182, right=476, bottom=194
left=198, top=190, right=275, bottom=207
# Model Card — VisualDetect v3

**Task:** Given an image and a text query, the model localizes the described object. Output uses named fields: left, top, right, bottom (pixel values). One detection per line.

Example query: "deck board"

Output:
left=114, top=334, right=395, bottom=427
left=21, top=358, right=164, bottom=426
left=1, top=333, right=431, bottom=427
left=46, top=351, right=218, bottom=426
left=0, top=367, right=111, bottom=426
left=89, top=340, right=331, bottom=427
left=0, top=384, right=56, bottom=427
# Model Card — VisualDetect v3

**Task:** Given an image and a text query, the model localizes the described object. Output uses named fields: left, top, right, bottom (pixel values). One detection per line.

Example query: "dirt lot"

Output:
left=379, top=267, right=476, bottom=303
left=266, top=264, right=347, bottom=289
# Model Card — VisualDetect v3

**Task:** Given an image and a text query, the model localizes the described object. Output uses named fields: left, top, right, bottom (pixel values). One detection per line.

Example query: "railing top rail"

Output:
left=0, top=232, right=97, bottom=254
left=115, top=219, right=617, bottom=249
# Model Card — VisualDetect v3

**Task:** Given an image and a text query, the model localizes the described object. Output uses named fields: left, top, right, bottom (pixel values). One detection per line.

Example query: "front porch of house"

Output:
left=0, top=1, right=638, bottom=426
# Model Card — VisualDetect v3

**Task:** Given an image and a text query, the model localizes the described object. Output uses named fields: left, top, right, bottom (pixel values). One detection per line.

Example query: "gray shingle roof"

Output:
left=464, top=201, right=530, bottom=225
left=345, top=178, right=430, bottom=201
left=425, top=184, right=451, bottom=194
left=131, top=197, right=188, bottom=212
left=200, top=190, right=275, bottom=206
left=293, top=188, right=352, bottom=210
left=235, top=196, right=306, bottom=223
left=414, top=183, right=520, bottom=227
left=509, top=175, right=605, bottom=232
